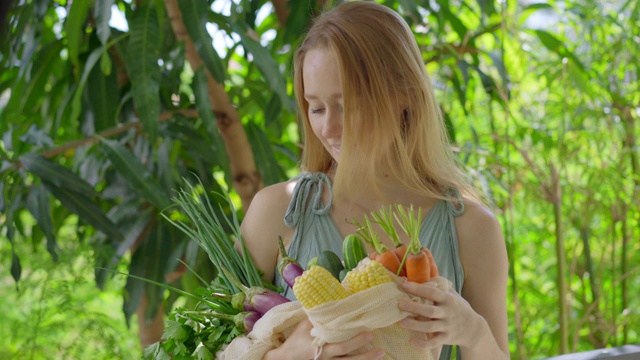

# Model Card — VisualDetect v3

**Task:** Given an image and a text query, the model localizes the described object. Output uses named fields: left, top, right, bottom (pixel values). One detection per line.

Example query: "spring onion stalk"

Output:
left=162, top=177, right=264, bottom=293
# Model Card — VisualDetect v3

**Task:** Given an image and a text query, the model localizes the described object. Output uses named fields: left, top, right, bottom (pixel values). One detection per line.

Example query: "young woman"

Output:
left=241, top=2, right=509, bottom=359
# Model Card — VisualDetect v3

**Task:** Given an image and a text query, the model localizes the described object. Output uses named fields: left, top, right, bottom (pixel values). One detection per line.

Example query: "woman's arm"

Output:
left=456, top=201, right=509, bottom=359
left=397, top=201, right=510, bottom=359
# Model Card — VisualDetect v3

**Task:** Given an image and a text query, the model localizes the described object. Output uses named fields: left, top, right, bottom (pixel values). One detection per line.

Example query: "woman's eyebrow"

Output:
left=304, top=93, right=343, bottom=101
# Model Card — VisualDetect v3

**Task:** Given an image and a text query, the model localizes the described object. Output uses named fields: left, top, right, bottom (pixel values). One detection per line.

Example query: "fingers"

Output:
left=321, top=332, right=385, bottom=359
left=402, top=281, right=448, bottom=303
left=398, top=299, right=444, bottom=319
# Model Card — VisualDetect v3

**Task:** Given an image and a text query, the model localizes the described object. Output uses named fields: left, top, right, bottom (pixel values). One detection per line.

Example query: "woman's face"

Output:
left=303, top=48, right=344, bottom=163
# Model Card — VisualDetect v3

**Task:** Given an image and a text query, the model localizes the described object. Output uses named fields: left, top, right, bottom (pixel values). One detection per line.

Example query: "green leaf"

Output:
left=178, top=0, right=226, bottom=83
left=25, top=184, right=58, bottom=261
left=125, top=3, right=162, bottom=141
left=100, top=139, right=171, bottom=210
left=143, top=342, right=172, bottom=360
left=70, top=46, right=104, bottom=125
left=22, top=40, right=63, bottom=113
left=246, top=122, right=285, bottom=186
left=11, top=250, right=21, bottom=285
left=519, top=3, right=554, bottom=26
left=192, top=66, right=217, bottom=137
left=232, top=22, right=293, bottom=111
left=87, top=51, right=119, bottom=132
left=442, top=4, right=468, bottom=40
left=475, top=0, right=496, bottom=17
left=533, top=30, right=585, bottom=72
left=192, top=343, right=214, bottom=360
left=41, top=180, right=124, bottom=243
left=20, top=153, right=98, bottom=198
left=64, top=0, right=91, bottom=69
left=94, top=0, right=114, bottom=45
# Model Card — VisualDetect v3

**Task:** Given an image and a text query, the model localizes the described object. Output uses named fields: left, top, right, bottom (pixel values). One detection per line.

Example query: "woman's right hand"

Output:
left=263, top=319, right=385, bottom=360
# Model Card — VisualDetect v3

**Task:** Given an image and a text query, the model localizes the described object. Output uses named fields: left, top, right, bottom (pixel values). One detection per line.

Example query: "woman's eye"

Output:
left=310, top=108, right=325, bottom=114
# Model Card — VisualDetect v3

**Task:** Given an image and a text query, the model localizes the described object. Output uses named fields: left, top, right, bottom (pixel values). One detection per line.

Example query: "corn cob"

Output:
left=292, top=265, right=351, bottom=309
left=343, top=258, right=393, bottom=293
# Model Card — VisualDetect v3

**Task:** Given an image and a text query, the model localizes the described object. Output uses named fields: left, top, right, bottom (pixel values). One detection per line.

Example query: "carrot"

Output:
left=405, top=249, right=430, bottom=283
left=371, top=205, right=407, bottom=276
left=422, top=247, right=439, bottom=279
left=375, top=250, right=402, bottom=276
left=352, top=214, right=402, bottom=274
left=395, top=204, right=431, bottom=283
left=392, top=244, right=408, bottom=276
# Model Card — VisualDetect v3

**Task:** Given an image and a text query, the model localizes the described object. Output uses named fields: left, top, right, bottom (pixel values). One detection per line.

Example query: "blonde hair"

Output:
left=294, top=1, right=480, bottom=203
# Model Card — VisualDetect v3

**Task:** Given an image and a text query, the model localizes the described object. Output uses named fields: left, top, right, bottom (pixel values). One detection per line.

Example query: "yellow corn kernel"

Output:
left=292, top=265, right=351, bottom=309
left=343, top=258, right=393, bottom=293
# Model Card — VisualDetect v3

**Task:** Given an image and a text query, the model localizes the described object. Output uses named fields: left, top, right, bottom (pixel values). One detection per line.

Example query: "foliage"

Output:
left=0, top=219, right=139, bottom=359
left=0, top=0, right=638, bottom=359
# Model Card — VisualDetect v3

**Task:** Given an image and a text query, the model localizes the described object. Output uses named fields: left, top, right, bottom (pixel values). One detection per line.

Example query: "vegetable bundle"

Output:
left=142, top=179, right=291, bottom=359
left=280, top=204, right=449, bottom=360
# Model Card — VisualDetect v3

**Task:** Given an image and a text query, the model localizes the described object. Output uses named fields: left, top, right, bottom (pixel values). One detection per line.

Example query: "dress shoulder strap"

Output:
left=284, top=172, right=333, bottom=228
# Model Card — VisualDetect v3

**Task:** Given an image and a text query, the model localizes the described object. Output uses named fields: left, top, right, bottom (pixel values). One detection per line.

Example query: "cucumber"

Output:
left=342, top=234, right=367, bottom=270
left=317, top=250, right=344, bottom=280
left=306, top=256, right=318, bottom=269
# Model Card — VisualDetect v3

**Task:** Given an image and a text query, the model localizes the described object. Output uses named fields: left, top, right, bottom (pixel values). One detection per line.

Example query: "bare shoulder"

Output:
left=240, top=180, right=298, bottom=282
left=454, top=200, right=507, bottom=279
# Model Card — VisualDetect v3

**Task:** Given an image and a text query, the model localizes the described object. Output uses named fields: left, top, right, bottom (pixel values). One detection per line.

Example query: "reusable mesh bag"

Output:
left=307, top=275, right=451, bottom=360
left=217, top=275, right=451, bottom=360
left=215, top=301, right=305, bottom=360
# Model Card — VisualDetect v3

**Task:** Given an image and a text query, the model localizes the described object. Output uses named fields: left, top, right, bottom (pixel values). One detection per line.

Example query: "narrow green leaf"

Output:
left=178, top=0, right=226, bottom=83
left=87, top=52, right=119, bottom=132
left=233, top=22, right=293, bottom=112
left=94, top=0, right=114, bottom=45
left=70, top=47, right=103, bottom=124
left=192, top=66, right=217, bottom=136
left=533, top=30, right=585, bottom=72
left=534, top=30, right=563, bottom=53
left=246, top=122, right=285, bottom=186
left=281, top=0, right=315, bottom=45
left=20, top=153, right=98, bottom=198
left=42, top=180, right=124, bottom=242
left=519, top=3, right=554, bottom=26
left=475, top=0, right=497, bottom=17
left=11, top=251, right=21, bottom=285
left=25, top=184, right=58, bottom=261
left=442, top=5, right=468, bottom=40
left=125, top=3, right=162, bottom=141
left=22, top=40, right=63, bottom=113
left=64, top=0, right=91, bottom=69
left=100, top=139, right=171, bottom=210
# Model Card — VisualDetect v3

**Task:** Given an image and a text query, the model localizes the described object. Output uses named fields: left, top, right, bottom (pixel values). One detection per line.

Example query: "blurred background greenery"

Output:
left=0, top=0, right=638, bottom=359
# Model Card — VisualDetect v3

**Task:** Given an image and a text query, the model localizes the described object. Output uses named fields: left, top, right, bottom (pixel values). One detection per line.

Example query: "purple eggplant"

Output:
left=277, top=236, right=304, bottom=287
left=197, top=310, right=261, bottom=333
left=236, top=310, right=261, bottom=333
left=221, top=267, right=290, bottom=316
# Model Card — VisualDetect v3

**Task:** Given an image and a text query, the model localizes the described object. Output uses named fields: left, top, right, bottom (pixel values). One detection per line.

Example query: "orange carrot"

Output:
left=422, top=248, right=439, bottom=279
left=375, top=250, right=402, bottom=276
left=405, top=249, right=430, bottom=283
left=395, top=204, right=431, bottom=283
left=392, top=244, right=408, bottom=276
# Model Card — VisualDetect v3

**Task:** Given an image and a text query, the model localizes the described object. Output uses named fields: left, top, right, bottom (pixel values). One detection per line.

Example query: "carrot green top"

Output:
left=275, top=171, right=465, bottom=360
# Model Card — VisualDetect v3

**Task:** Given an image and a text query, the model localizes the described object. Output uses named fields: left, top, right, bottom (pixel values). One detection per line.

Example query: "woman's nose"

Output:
left=322, top=109, right=343, bottom=138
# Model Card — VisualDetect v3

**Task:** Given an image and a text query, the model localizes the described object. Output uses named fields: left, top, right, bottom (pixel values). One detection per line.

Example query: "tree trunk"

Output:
left=164, top=0, right=262, bottom=210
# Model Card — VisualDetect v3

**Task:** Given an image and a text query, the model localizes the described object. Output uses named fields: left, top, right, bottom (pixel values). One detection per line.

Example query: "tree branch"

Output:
left=40, top=109, right=199, bottom=159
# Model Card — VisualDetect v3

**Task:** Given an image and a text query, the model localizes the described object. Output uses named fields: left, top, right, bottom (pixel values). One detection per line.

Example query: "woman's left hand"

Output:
left=397, top=280, right=482, bottom=349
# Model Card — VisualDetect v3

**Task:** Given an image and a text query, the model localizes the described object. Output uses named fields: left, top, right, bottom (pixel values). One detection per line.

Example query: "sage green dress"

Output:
left=274, top=172, right=465, bottom=360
